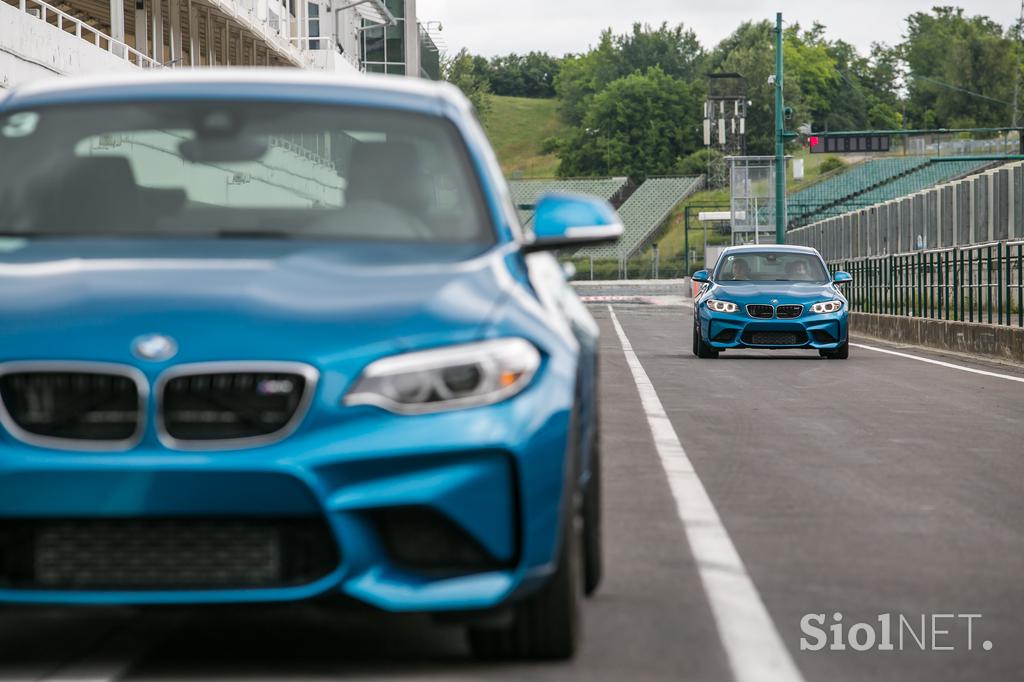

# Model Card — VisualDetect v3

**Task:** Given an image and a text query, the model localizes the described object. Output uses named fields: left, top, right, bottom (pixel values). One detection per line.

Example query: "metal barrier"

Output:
left=16, top=0, right=163, bottom=68
left=831, top=240, right=1024, bottom=328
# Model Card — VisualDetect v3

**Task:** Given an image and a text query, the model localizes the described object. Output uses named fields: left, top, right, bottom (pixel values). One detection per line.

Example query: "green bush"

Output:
left=675, top=149, right=723, bottom=177
left=818, top=156, right=846, bottom=175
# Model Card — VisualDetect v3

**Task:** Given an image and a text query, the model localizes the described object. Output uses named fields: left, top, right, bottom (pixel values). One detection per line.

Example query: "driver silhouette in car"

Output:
left=785, top=260, right=811, bottom=280
left=727, top=258, right=751, bottom=280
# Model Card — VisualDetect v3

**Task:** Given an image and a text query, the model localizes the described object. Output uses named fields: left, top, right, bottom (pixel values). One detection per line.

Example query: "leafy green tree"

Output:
left=614, top=22, right=705, bottom=82
left=442, top=48, right=492, bottom=121
left=554, top=23, right=705, bottom=125
left=557, top=67, right=701, bottom=181
left=486, top=52, right=561, bottom=98
left=675, top=148, right=723, bottom=176
left=903, top=7, right=1016, bottom=128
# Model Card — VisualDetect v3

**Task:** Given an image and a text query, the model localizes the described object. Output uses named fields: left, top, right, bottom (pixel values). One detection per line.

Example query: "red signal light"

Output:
left=809, top=135, right=819, bottom=148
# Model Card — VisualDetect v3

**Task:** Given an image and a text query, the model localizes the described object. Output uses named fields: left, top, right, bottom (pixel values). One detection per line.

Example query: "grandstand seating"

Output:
left=786, top=156, right=929, bottom=227
left=826, top=159, right=991, bottom=214
left=509, top=177, right=629, bottom=226
left=572, top=176, right=704, bottom=260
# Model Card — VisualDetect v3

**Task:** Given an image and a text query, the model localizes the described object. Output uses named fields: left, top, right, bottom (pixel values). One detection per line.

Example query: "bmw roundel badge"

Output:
left=132, top=333, right=178, bottom=361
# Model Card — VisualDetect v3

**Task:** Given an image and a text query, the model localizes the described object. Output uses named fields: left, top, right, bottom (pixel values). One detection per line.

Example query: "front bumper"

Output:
left=698, top=307, right=848, bottom=350
left=0, top=366, right=574, bottom=613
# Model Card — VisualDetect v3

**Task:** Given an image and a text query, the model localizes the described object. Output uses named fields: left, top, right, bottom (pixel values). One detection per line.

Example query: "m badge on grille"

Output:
left=132, top=334, right=178, bottom=361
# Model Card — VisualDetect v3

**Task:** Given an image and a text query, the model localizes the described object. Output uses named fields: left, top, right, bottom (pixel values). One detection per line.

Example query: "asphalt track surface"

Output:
left=2, top=300, right=1023, bottom=681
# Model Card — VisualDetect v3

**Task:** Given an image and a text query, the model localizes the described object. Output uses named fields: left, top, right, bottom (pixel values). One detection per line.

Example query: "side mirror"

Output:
left=692, top=269, right=710, bottom=283
left=833, top=271, right=852, bottom=285
left=523, top=192, right=623, bottom=253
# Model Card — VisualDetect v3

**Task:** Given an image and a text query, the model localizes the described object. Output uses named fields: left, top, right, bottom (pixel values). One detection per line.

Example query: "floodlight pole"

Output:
left=774, top=12, right=785, bottom=244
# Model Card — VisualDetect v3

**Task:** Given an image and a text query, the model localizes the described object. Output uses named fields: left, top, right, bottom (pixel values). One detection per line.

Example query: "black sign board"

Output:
left=809, top=134, right=891, bottom=154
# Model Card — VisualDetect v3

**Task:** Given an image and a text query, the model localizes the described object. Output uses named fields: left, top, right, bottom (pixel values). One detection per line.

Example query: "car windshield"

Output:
left=0, top=101, right=494, bottom=246
left=715, top=251, right=829, bottom=282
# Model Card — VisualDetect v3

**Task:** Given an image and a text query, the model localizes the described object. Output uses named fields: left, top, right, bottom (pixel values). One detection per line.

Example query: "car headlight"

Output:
left=707, top=299, right=739, bottom=313
left=344, top=338, right=541, bottom=414
left=810, top=300, right=844, bottom=314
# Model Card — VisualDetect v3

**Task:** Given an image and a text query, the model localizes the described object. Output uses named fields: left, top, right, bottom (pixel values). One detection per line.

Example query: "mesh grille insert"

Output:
left=746, top=304, right=774, bottom=319
left=0, top=518, right=338, bottom=590
left=742, top=331, right=808, bottom=346
left=776, top=305, right=804, bottom=319
left=712, top=328, right=737, bottom=342
left=812, top=329, right=837, bottom=343
left=0, top=370, right=140, bottom=443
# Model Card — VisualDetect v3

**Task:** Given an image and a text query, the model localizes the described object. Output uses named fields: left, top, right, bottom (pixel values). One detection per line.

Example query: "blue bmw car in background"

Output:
left=0, top=71, right=622, bottom=660
left=692, top=245, right=852, bottom=359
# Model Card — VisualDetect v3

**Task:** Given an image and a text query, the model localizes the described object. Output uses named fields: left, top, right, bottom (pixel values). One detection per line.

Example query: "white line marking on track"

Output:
left=608, top=305, right=805, bottom=682
left=851, top=343, right=1024, bottom=384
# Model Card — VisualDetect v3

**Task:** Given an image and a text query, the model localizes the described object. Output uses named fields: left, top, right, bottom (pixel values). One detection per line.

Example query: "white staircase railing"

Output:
left=16, top=0, right=163, bottom=68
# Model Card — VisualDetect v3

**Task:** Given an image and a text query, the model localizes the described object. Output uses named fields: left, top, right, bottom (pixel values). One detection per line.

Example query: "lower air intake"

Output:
left=742, top=331, right=808, bottom=346
left=812, top=329, right=837, bottom=343
left=0, top=518, right=338, bottom=590
left=370, top=507, right=510, bottom=576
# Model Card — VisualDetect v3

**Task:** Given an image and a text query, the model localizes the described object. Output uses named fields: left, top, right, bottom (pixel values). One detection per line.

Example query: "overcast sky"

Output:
left=417, top=1, right=1020, bottom=57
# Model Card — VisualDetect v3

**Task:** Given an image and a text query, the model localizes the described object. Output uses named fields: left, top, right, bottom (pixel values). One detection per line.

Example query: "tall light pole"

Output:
left=774, top=12, right=786, bottom=244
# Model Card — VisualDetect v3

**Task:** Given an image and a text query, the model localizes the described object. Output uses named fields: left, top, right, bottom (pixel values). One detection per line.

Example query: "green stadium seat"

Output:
left=509, top=177, right=629, bottom=227
left=572, top=176, right=703, bottom=260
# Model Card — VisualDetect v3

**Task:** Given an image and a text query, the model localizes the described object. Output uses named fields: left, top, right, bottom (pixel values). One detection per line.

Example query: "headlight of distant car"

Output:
left=707, top=299, right=739, bottom=313
left=810, top=300, right=844, bottom=314
left=344, top=338, right=541, bottom=414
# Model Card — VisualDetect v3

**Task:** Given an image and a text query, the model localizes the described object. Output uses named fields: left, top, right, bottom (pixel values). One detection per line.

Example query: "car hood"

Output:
left=710, top=281, right=838, bottom=304
left=0, top=238, right=514, bottom=370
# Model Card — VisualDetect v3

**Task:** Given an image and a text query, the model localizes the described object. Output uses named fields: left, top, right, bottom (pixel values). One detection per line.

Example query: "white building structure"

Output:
left=0, top=0, right=440, bottom=88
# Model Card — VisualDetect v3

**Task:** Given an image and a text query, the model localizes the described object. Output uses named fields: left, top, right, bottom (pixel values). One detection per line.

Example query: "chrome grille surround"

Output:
left=0, top=361, right=148, bottom=452
left=775, top=304, right=804, bottom=319
left=154, top=361, right=319, bottom=451
left=745, top=304, right=774, bottom=319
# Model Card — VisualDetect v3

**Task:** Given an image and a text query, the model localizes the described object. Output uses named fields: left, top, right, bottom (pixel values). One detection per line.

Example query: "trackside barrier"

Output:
left=829, top=239, right=1024, bottom=328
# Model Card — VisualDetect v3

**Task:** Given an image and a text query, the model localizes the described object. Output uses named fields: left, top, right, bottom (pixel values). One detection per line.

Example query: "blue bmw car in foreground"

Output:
left=692, top=245, right=852, bottom=359
left=0, top=71, right=622, bottom=660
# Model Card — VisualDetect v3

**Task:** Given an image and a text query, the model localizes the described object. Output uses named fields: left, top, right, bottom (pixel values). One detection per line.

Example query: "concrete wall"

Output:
left=0, top=2, right=138, bottom=89
left=851, top=312, right=1024, bottom=364
left=789, top=161, right=1024, bottom=261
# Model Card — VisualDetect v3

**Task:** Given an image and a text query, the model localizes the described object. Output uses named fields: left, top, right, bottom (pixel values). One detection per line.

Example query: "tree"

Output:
left=903, top=7, right=1016, bottom=128
left=442, top=48, right=492, bottom=121
left=557, top=67, right=702, bottom=181
left=486, top=52, right=562, bottom=98
left=554, top=23, right=705, bottom=125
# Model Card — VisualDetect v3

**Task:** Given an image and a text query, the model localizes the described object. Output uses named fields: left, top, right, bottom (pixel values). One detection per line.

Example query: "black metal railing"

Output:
left=829, top=239, right=1024, bottom=328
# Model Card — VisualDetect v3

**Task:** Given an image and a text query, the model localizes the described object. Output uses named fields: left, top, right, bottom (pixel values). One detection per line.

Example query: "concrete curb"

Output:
left=849, top=312, right=1024, bottom=365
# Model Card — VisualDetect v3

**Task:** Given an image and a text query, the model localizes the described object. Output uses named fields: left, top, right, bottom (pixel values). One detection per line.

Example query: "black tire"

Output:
left=692, top=319, right=719, bottom=359
left=819, top=340, right=850, bottom=360
left=582, top=439, right=602, bottom=596
left=468, top=503, right=582, bottom=660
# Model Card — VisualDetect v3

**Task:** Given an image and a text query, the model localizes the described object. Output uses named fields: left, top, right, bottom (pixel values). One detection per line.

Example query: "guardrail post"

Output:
left=1018, top=243, right=1023, bottom=328
left=921, top=250, right=929, bottom=317
left=987, top=245, right=993, bottom=324
left=954, top=247, right=961, bottom=321
left=997, top=242, right=1004, bottom=325
left=886, top=254, right=892, bottom=316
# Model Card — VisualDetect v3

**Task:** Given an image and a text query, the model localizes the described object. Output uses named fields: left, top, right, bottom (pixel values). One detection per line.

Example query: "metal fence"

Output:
left=830, top=240, right=1024, bottom=327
